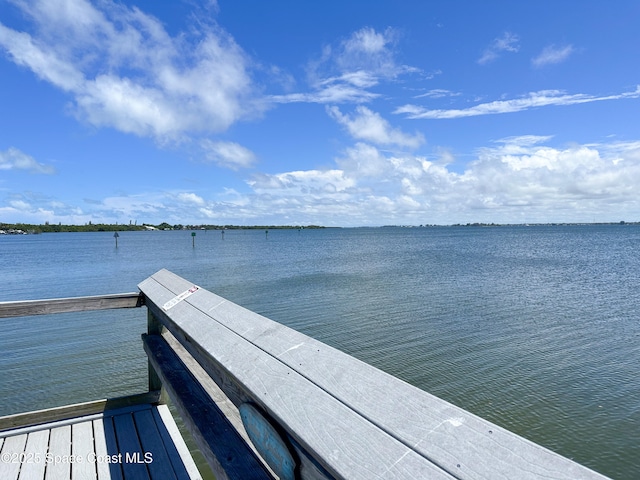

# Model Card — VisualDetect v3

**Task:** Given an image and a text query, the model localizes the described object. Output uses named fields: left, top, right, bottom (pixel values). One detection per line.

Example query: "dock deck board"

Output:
left=0, top=404, right=201, bottom=480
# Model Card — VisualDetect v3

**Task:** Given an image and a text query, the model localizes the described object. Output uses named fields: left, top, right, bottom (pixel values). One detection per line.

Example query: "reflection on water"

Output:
left=1, top=225, right=639, bottom=479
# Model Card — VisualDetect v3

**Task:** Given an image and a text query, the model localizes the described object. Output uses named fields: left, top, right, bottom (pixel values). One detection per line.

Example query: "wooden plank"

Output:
left=132, top=409, right=176, bottom=480
left=142, top=334, right=273, bottom=480
left=140, top=286, right=453, bottom=480
left=45, top=425, right=71, bottom=480
left=112, top=414, right=149, bottom=480
left=160, top=332, right=276, bottom=477
left=0, top=433, right=27, bottom=480
left=0, top=392, right=161, bottom=432
left=72, top=421, right=97, bottom=480
left=0, top=292, right=144, bottom=319
left=152, top=406, right=202, bottom=480
left=17, top=429, right=49, bottom=480
left=140, top=269, right=610, bottom=480
left=94, top=417, right=123, bottom=480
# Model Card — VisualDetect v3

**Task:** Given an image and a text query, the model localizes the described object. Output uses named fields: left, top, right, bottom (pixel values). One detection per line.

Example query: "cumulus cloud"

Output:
left=395, top=86, right=640, bottom=119
left=249, top=169, right=355, bottom=195
left=0, top=0, right=257, bottom=142
left=201, top=140, right=257, bottom=170
left=464, top=137, right=640, bottom=213
left=0, top=147, right=55, bottom=174
left=477, top=32, right=520, bottom=65
left=327, top=106, right=424, bottom=148
left=176, top=192, right=206, bottom=206
left=532, top=44, right=575, bottom=68
left=234, top=136, right=640, bottom=225
left=7, top=137, right=640, bottom=225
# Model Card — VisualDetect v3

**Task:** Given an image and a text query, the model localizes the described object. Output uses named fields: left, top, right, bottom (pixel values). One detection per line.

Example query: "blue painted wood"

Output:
left=239, top=403, right=296, bottom=480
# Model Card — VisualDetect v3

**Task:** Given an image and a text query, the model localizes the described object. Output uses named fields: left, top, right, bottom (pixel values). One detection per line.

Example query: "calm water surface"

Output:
left=1, top=226, right=639, bottom=479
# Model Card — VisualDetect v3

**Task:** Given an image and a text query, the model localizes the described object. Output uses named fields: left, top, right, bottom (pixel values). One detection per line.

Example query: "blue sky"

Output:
left=1, top=0, right=639, bottom=226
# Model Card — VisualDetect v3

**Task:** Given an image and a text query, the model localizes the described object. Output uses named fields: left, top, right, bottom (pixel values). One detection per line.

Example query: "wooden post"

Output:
left=191, top=231, right=196, bottom=247
left=114, top=231, right=119, bottom=247
left=147, top=309, right=168, bottom=404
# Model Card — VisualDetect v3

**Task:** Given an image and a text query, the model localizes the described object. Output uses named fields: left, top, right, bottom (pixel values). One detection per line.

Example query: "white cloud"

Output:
left=249, top=169, right=355, bottom=195
left=271, top=27, right=419, bottom=105
left=201, top=140, right=257, bottom=170
left=335, top=27, right=400, bottom=76
left=395, top=86, right=640, bottom=119
left=414, top=89, right=461, bottom=99
left=327, top=106, right=424, bottom=149
left=237, top=137, right=640, bottom=225
left=477, top=32, right=520, bottom=65
left=336, top=142, right=390, bottom=178
left=176, top=193, right=206, bottom=206
left=0, top=0, right=257, bottom=142
left=5, top=137, right=640, bottom=225
left=0, top=147, right=55, bottom=174
left=269, top=77, right=379, bottom=104
left=532, top=44, right=575, bottom=68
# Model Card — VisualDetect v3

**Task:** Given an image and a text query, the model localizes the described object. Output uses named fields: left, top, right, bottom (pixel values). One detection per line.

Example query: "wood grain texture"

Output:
left=71, top=421, right=96, bottom=480
left=0, top=433, right=27, bottom=480
left=18, top=430, right=49, bottom=480
left=0, top=293, right=144, bottom=319
left=0, top=392, right=161, bottom=433
left=45, top=426, right=71, bottom=480
left=143, top=333, right=273, bottom=480
left=139, top=269, right=611, bottom=480
left=140, top=271, right=453, bottom=480
left=0, top=403, right=200, bottom=480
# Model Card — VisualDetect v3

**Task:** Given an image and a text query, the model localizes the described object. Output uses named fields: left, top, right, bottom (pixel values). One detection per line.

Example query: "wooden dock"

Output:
left=0, top=401, right=200, bottom=480
left=1, top=269, right=611, bottom=479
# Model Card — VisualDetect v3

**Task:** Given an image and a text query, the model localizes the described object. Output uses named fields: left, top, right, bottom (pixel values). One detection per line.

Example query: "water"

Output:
left=1, top=226, right=639, bottom=479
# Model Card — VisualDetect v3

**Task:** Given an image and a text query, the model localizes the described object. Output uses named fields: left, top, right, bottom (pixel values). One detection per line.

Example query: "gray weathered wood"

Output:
left=0, top=402, right=200, bottom=480
left=0, top=433, right=27, bottom=480
left=139, top=269, right=610, bottom=480
left=45, top=426, right=71, bottom=480
left=0, top=392, right=161, bottom=433
left=71, top=421, right=96, bottom=480
left=161, top=331, right=277, bottom=477
left=18, top=430, right=49, bottom=480
left=143, top=333, right=273, bottom=480
left=140, top=273, right=453, bottom=480
left=0, top=293, right=144, bottom=318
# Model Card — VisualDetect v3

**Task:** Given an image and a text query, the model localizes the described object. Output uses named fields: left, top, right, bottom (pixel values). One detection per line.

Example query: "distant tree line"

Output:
left=0, top=222, right=326, bottom=233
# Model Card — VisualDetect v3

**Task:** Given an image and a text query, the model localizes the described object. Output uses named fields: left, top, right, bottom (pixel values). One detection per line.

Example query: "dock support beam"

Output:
left=147, top=308, right=169, bottom=405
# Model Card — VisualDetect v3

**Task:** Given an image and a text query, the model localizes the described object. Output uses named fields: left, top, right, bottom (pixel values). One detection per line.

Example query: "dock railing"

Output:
left=138, top=269, right=610, bottom=480
left=1, top=269, right=611, bottom=480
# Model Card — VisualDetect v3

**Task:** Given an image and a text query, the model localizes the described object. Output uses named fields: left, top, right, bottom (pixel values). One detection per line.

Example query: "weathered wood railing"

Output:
left=0, top=270, right=611, bottom=480
left=0, top=291, right=155, bottom=434
left=0, top=292, right=144, bottom=318
left=139, top=269, right=610, bottom=480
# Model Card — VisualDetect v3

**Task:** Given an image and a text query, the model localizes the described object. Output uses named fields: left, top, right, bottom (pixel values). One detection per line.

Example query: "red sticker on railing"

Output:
left=162, top=285, right=199, bottom=311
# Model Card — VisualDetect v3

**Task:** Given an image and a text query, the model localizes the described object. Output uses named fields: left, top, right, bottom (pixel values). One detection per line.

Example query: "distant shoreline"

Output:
left=2, top=221, right=638, bottom=234
left=0, top=223, right=327, bottom=234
